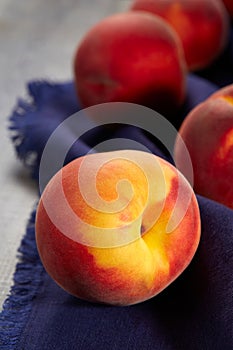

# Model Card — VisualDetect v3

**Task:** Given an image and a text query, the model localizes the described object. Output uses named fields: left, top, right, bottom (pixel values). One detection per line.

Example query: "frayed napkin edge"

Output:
left=0, top=209, right=44, bottom=349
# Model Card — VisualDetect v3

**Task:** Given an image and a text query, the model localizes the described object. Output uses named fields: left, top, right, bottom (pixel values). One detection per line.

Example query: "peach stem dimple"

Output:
left=140, top=224, right=146, bottom=235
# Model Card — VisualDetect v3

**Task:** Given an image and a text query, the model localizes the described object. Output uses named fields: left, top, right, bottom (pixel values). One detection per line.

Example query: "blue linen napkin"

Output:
left=0, top=27, right=233, bottom=350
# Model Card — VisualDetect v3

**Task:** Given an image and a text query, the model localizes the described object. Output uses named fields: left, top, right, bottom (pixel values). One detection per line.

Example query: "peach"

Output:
left=131, top=0, right=229, bottom=70
left=74, top=12, right=186, bottom=115
left=36, top=150, right=200, bottom=306
left=174, top=84, right=233, bottom=209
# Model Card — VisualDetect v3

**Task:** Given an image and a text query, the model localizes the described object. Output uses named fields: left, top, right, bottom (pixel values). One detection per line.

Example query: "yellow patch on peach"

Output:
left=62, top=157, right=148, bottom=230
left=216, top=128, right=233, bottom=160
left=87, top=158, right=190, bottom=295
left=96, top=158, right=148, bottom=203
left=88, top=238, right=169, bottom=293
left=221, top=95, right=233, bottom=105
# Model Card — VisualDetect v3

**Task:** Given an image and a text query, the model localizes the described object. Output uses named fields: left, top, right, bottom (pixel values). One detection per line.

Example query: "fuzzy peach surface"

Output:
left=36, top=150, right=201, bottom=306
left=174, top=84, right=233, bottom=209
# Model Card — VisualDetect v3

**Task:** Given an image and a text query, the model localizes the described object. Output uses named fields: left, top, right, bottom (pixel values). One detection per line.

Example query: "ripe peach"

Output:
left=174, top=84, right=233, bottom=209
left=131, top=0, right=229, bottom=70
left=74, top=12, right=186, bottom=115
left=36, top=150, right=200, bottom=306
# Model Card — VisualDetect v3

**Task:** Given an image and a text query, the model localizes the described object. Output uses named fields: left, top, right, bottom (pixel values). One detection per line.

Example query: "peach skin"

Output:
left=131, top=0, right=229, bottom=70
left=36, top=150, right=201, bottom=306
left=74, top=12, right=187, bottom=115
left=222, top=0, right=233, bottom=17
left=174, top=84, right=233, bottom=209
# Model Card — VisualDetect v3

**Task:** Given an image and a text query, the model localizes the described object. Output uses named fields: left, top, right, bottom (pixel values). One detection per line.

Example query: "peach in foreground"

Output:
left=36, top=150, right=201, bottom=305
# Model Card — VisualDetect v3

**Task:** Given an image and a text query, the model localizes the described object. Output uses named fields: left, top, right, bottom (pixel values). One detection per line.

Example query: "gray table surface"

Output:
left=0, top=0, right=131, bottom=311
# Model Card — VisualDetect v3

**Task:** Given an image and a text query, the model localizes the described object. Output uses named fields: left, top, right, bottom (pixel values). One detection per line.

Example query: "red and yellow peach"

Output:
left=74, top=12, right=186, bottom=115
left=130, top=0, right=229, bottom=70
left=36, top=150, right=200, bottom=305
left=174, top=84, right=233, bottom=209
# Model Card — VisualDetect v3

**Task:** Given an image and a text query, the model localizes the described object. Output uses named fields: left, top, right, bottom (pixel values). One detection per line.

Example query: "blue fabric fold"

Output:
left=8, top=74, right=217, bottom=180
left=1, top=25, right=233, bottom=350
